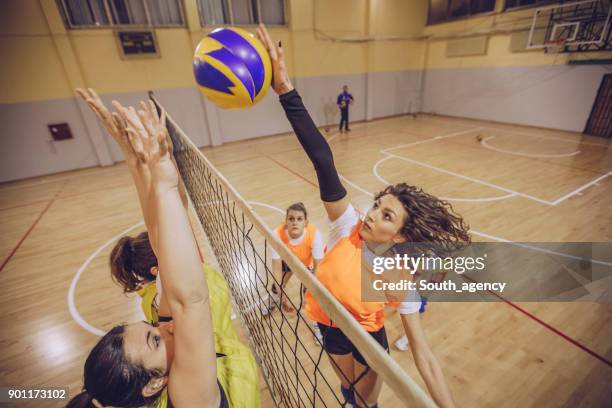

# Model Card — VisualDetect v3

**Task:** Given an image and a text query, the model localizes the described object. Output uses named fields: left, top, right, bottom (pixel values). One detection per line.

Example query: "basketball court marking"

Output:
left=377, top=132, right=610, bottom=206
left=336, top=175, right=612, bottom=365
left=422, top=116, right=611, bottom=148
left=373, top=155, right=519, bottom=203
left=481, top=136, right=581, bottom=158
left=0, top=182, right=66, bottom=273
left=68, top=221, right=145, bottom=337
left=69, top=201, right=284, bottom=337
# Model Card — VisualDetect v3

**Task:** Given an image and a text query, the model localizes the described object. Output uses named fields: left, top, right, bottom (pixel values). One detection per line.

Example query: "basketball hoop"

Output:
left=544, top=39, right=567, bottom=53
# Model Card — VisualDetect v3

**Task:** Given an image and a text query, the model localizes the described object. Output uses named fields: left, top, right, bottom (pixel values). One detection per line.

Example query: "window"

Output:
left=197, top=0, right=286, bottom=26
left=505, top=0, right=561, bottom=10
left=428, top=0, right=495, bottom=24
left=58, top=0, right=185, bottom=28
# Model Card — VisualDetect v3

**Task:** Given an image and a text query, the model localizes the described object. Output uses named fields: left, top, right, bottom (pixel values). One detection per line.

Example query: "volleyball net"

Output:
left=150, top=94, right=435, bottom=408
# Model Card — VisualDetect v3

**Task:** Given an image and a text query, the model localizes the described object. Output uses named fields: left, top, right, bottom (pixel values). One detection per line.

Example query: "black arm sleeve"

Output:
left=279, top=89, right=347, bottom=202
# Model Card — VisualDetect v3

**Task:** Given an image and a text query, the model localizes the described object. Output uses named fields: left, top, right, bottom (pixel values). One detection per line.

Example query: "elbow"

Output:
left=171, top=289, right=209, bottom=311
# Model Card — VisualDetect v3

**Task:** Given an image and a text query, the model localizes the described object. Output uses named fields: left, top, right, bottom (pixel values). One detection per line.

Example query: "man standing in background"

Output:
left=337, top=85, right=354, bottom=132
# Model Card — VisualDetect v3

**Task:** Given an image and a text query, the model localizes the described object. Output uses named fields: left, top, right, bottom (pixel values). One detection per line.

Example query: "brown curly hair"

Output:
left=375, top=183, right=471, bottom=254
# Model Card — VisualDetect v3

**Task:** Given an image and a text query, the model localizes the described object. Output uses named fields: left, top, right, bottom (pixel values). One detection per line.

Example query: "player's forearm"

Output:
left=413, top=349, right=456, bottom=408
left=279, top=89, right=347, bottom=202
left=154, top=187, right=209, bottom=309
left=126, top=163, right=160, bottom=254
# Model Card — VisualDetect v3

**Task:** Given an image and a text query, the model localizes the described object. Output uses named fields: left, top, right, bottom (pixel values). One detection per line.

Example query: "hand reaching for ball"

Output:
left=256, top=24, right=294, bottom=96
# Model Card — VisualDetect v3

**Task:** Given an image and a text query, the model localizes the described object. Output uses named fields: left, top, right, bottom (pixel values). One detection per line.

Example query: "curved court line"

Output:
left=248, top=201, right=285, bottom=214
left=70, top=201, right=282, bottom=336
left=68, top=221, right=144, bottom=337
left=373, top=154, right=518, bottom=203
left=340, top=173, right=612, bottom=266
left=481, top=136, right=580, bottom=158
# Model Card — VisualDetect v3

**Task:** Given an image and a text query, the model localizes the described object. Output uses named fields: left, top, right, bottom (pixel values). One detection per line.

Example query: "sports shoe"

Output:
left=312, top=323, right=323, bottom=345
left=394, top=335, right=409, bottom=351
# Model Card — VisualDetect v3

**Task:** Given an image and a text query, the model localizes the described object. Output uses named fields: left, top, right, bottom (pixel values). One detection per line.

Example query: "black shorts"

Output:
left=317, top=323, right=389, bottom=366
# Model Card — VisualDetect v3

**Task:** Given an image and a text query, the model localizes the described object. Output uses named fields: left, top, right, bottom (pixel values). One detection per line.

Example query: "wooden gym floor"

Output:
left=0, top=113, right=610, bottom=407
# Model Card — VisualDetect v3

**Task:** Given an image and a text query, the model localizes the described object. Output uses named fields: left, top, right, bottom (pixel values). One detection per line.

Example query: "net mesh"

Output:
left=150, top=94, right=433, bottom=408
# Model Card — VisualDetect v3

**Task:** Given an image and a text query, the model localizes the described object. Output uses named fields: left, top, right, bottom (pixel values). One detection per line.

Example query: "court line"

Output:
left=373, top=155, right=518, bottom=203
left=0, top=198, right=52, bottom=213
left=384, top=150, right=611, bottom=206
left=481, top=136, right=581, bottom=158
left=551, top=172, right=612, bottom=206
left=422, top=116, right=611, bottom=148
left=340, top=176, right=612, bottom=268
left=339, top=175, right=612, bottom=367
left=385, top=152, right=555, bottom=205
left=70, top=200, right=280, bottom=336
left=0, top=183, right=65, bottom=273
left=460, top=274, right=612, bottom=367
left=380, top=127, right=482, bottom=153
left=68, top=221, right=145, bottom=337
left=266, top=155, right=318, bottom=188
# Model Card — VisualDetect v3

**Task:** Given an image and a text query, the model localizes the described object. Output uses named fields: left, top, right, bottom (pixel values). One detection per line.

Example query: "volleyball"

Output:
left=193, top=27, right=272, bottom=109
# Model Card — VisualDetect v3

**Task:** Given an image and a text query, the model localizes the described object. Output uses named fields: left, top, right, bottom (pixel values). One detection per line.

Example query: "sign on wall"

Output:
left=115, top=30, right=160, bottom=59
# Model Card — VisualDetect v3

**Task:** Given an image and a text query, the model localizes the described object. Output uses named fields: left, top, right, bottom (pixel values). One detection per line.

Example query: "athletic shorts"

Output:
left=317, top=323, right=389, bottom=366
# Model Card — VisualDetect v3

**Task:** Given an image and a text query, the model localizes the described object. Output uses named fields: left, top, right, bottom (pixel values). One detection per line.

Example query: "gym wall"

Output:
left=0, top=0, right=609, bottom=182
left=421, top=2, right=612, bottom=132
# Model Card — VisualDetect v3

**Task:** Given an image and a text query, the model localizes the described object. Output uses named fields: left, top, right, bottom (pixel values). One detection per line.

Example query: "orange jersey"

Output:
left=276, top=224, right=318, bottom=268
left=305, top=220, right=396, bottom=332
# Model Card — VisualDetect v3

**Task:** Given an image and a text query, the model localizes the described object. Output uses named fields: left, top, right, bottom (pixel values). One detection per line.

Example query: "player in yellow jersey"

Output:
left=257, top=25, right=469, bottom=408
left=69, top=89, right=259, bottom=408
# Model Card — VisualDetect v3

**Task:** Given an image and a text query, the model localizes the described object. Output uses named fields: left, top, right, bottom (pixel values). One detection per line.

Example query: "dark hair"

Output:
left=286, top=202, right=307, bottom=219
left=66, top=325, right=164, bottom=408
left=376, top=183, right=471, bottom=254
left=110, top=232, right=157, bottom=293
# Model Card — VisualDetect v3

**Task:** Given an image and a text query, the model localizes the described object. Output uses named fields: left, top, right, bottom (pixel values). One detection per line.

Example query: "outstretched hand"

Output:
left=256, top=24, right=294, bottom=95
left=115, top=101, right=178, bottom=191
left=75, top=88, right=136, bottom=160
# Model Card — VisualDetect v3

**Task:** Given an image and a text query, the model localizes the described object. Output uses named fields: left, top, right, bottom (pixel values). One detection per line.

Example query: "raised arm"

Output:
left=76, top=89, right=161, bottom=252
left=121, top=105, right=219, bottom=407
left=257, top=25, right=350, bottom=221
left=76, top=89, right=189, bottom=254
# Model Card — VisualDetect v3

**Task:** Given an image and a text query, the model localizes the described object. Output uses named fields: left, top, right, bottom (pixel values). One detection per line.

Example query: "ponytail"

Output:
left=109, top=231, right=157, bottom=293
left=66, top=390, right=94, bottom=408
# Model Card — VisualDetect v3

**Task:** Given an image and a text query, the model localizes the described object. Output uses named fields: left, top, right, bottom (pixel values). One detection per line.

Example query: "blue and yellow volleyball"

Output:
left=193, top=27, right=272, bottom=109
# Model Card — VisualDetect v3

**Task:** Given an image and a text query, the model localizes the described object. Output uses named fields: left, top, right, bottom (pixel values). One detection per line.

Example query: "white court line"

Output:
left=385, top=152, right=555, bottom=205
left=551, top=172, right=612, bottom=206
left=68, top=221, right=145, bottom=337
left=326, top=133, right=340, bottom=143
left=481, top=136, right=581, bottom=158
left=373, top=154, right=518, bottom=203
left=70, top=201, right=284, bottom=336
left=470, top=230, right=612, bottom=267
left=338, top=174, right=612, bottom=266
left=422, top=116, right=611, bottom=148
left=248, top=201, right=285, bottom=214
left=381, top=127, right=482, bottom=154
left=339, top=175, right=374, bottom=197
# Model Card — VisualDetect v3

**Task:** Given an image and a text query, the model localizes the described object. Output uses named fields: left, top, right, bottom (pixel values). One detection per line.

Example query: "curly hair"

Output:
left=375, top=183, right=471, bottom=254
